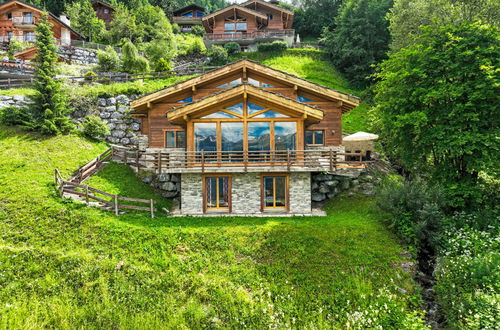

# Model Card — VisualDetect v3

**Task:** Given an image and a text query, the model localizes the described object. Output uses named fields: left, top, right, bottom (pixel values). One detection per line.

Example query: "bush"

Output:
left=122, top=40, right=150, bottom=74
left=191, top=25, right=205, bottom=37
left=224, top=42, right=241, bottom=55
left=376, top=177, right=445, bottom=255
left=435, top=227, right=500, bottom=329
left=257, top=41, right=288, bottom=52
left=7, top=40, right=29, bottom=59
left=82, top=115, right=110, bottom=139
left=207, top=46, right=228, bottom=65
left=155, top=57, right=171, bottom=72
left=84, top=71, right=98, bottom=81
left=97, top=46, right=121, bottom=72
left=0, top=106, right=29, bottom=126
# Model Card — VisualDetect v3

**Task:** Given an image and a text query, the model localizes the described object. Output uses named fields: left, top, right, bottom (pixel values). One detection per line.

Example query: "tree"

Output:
left=373, top=23, right=500, bottom=207
left=388, top=0, right=500, bottom=51
left=105, top=3, right=144, bottom=44
left=322, top=0, right=393, bottom=86
left=292, top=0, right=344, bottom=38
left=65, top=0, right=105, bottom=42
left=97, top=46, right=121, bottom=72
left=31, top=12, right=73, bottom=135
left=136, top=3, right=175, bottom=42
left=121, top=39, right=150, bottom=73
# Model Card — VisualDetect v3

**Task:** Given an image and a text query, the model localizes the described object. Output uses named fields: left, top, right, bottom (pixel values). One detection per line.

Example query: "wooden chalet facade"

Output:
left=172, top=4, right=205, bottom=33
left=91, top=0, right=114, bottom=29
left=131, top=59, right=361, bottom=216
left=0, top=0, right=83, bottom=45
left=202, top=0, right=294, bottom=51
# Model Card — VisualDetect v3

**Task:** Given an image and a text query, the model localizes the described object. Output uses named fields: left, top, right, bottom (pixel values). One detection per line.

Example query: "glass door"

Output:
left=262, top=175, right=288, bottom=210
left=205, top=176, right=231, bottom=212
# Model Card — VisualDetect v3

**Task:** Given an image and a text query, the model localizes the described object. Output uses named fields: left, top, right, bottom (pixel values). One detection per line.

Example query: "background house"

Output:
left=91, top=0, right=114, bottom=29
left=202, top=0, right=294, bottom=51
left=172, top=3, right=205, bottom=33
left=0, top=0, right=83, bottom=45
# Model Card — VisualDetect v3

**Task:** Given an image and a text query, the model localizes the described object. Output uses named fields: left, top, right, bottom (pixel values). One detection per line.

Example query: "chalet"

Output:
left=130, top=59, right=362, bottom=216
left=0, top=0, right=83, bottom=45
left=172, top=4, right=205, bottom=33
left=91, top=0, right=114, bottom=29
left=202, top=0, right=294, bottom=51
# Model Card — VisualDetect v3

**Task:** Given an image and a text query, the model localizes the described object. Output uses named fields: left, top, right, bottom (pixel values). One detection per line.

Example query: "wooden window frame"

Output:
left=305, top=129, right=325, bottom=146
left=202, top=174, right=232, bottom=213
left=260, top=173, right=289, bottom=212
left=163, top=129, right=186, bottom=148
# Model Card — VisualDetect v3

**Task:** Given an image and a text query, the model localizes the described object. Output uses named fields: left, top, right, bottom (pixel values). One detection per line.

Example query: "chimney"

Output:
left=59, top=14, right=70, bottom=27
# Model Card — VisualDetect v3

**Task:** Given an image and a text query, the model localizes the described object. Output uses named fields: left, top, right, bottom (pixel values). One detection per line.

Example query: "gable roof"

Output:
left=240, top=0, right=293, bottom=15
left=202, top=4, right=268, bottom=21
left=166, top=84, right=324, bottom=124
left=0, top=0, right=84, bottom=39
left=131, top=59, right=360, bottom=113
left=173, top=3, right=205, bottom=16
left=91, top=0, right=114, bottom=10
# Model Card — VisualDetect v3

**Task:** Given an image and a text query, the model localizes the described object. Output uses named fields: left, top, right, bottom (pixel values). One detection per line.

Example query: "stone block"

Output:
left=97, top=98, right=107, bottom=107
left=130, top=123, right=140, bottom=131
left=312, top=193, right=326, bottom=202
left=116, top=95, right=129, bottom=104
left=111, top=112, right=123, bottom=119
left=117, top=106, right=128, bottom=113
left=162, top=191, right=178, bottom=198
left=99, top=112, right=111, bottom=119
left=120, top=137, right=130, bottom=145
left=111, top=130, right=126, bottom=138
left=157, top=174, right=170, bottom=182
left=162, top=182, right=177, bottom=191
left=314, top=173, right=332, bottom=181
left=106, top=97, right=116, bottom=106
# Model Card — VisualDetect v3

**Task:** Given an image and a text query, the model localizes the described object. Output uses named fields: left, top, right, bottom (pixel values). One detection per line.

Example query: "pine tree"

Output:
left=31, top=11, right=73, bottom=135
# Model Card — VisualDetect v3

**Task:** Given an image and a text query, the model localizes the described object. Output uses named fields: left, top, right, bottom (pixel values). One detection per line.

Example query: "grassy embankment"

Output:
left=0, top=125, right=424, bottom=327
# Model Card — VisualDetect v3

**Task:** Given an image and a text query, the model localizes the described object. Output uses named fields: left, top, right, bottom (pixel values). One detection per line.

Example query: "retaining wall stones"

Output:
left=0, top=95, right=29, bottom=109
left=58, top=46, right=98, bottom=65
left=311, top=171, right=379, bottom=203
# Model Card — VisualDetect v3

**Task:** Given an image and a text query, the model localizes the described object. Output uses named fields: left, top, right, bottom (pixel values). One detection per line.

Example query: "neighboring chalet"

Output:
left=0, top=0, right=83, bottom=45
left=172, top=4, right=205, bottom=33
left=91, top=0, right=114, bottom=29
left=202, top=0, right=294, bottom=51
left=130, top=59, right=361, bottom=216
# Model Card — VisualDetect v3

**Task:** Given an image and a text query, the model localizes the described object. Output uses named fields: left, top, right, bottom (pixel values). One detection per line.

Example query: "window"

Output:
left=262, top=175, right=288, bottom=210
left=253, top=110, right=289, bottom=118
left=204, top=176, right=231, bottom=212
left=7, top=31, right=13, bottom=41
left=24, top=32, right=35, bottom=42
left=22, top=12, right=33, bottom=24
left=164, top=130, right=185, bottom=148
left=224, top=17, right=247, bottom=33
left=7, top=12, right=12, bottom=20
left=196, top=11, right=204, bottom=17
left=182, top=12, right=193, bottom=17
left=178, top=96, right=192, bottom=103
left=104, top=8, right=109, bottom=14
left=247, top=77, right=274, bottom=88
left=267, top=14, right=273, bottom=20
left=298, top=95, right=313, bottom=102
left=305, top=130, right=324, bottom=145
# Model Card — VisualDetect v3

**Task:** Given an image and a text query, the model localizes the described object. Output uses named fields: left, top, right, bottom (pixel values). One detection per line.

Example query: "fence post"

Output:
left=201, top=150, right=205, bottom=173
left=329, top=149, right=334, bottom=172
left=150, top=199, right=154, bottom=219
left=114, top=195, right=118, bottom=215
left=85, top=185, right=89, bottom=204
left=287, top=149, right=291, bottom=172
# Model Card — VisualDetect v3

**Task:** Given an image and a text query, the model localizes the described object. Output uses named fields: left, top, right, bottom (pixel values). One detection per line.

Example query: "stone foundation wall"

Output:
left=311, top=171, right=378, bottom=203
left=180, top=172, right=312, bottom=216
left=0, top=95, right=29, bottom=108
left=58, top=46, right=98, bottom=65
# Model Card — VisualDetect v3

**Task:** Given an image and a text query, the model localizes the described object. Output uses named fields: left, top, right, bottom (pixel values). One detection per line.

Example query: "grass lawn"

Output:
left=0, top=125, right=425, bottom=328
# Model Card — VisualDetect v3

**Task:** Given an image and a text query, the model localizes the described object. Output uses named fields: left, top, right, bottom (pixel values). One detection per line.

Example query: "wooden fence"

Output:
left=54, top=148, right=156, bottom=218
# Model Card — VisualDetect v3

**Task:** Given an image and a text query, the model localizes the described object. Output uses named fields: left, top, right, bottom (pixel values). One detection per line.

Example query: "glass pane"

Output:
left=221, top=122, right=243, bottom=162
left=247, top=102, right=266, bottom=116
left=165, top=131, right=175, bottom=148
left=262, top=82, right=273, bottom=87
left=218, top=177, right=229, bottom=207
left=236, top=22, right=247, bottom=30
left=179, top=96, right=192, bottom=103
left=274, top=177, right=286, bottom=207
left=314, top=130, right=324, bottom=144
left=194, top=123, right=216, bottom=152
left=248, top=77, right=259, bottom=86
left=274, top=122, right=296, bottom=151
left=253, top=110, right=289, bottom=118
left=224, top=23, right=234, bottom=30
left=182, top=12, right=193, bottom=17
left=196, top=11, right=204, bottom=17
left=176, top=131, right=186, bottom=148
left=206, top=177, right=217, bottom=208
left=201, top=111, right=238, bottom=119
left=229, top=78, right=242, bottom=87
left=264, top=177, right=274, bottom=207
left=216, top=83, right=228, bottom=88
left=226, top=102, right=243, bottom=115
left=298, top=95, right=313, bottom=102
left=248, top=122, right=270, bottom=151
left=305, top=131, right=313, bottom=145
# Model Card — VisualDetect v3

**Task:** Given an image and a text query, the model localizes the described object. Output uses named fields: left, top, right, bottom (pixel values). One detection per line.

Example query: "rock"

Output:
left=141, top=176, right=153, bottom=184
left=99, top=112, right=111, bottom=119
left=157, top=174, right=170, bottom=182
left=12, top=95, right=24, bottom=102
left=311, top=181, right=319, bottom=190
left=341, top=180, right=350, bottom=190
left=129, top=137, right=139, bottom=145
left=314, top=173, right=333, bottom=181
left=363, top=190, right=375, bottom=196
left=327, top=192, right=336, bottom=199
left=107, top=122, right=116, bottom=130
left=0, top=95, right=11, bottom=101
left=126, top=131, right=135, bottom=138
left=106, top=97, right=116, bottom=106
left=0, top=101, right=12, bottom=108
left=347, top=192, right=355, bottom=197
left=97, top=98, right=107, bottom=107
left=312, top=193, right=326, bottom=202
left=162, top=182, right=177, bottom=191
left=363, top=183, right=375, bottom=189
left=130, top=122, right=140, bottom=131
left=116, top=123, right=127, bottom=130
left=116, top=95, right=129, bottom=104
left=104, top=105, right=116, bottom=113
left=162, top=190, right=178, bottom=198
left=170, top=174, right=180, bottom=183
left=111, top=130, right=126, bottom=138
left=107, top=136, right=119, bottom=144
left=318, top=184, right=329, bottom=194
left=111, top=112, right=123, bottom=119
left=324, top=180, right=338, bottom=187
left=120, top=137, right=130, bottom=145
left=117, top=106, right=128, bottom=113
left=351, top=180, right=359, bottom=186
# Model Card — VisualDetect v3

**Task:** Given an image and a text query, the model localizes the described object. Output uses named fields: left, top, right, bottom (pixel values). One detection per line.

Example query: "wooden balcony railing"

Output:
left=111, top=148, right=365, bottom=174
left=204, top=29, right=295, bottom=41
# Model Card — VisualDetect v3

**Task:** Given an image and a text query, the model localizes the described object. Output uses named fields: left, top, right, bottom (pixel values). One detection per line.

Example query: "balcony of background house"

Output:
left=0, top=34, right=61, bottom=44
left=204, top=29, right=295, bottom=42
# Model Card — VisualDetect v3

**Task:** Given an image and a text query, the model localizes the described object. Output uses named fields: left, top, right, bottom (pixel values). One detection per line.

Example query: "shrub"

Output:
left=83, top=71, right=98, bottom=81
left=7, top=40, right=29, bottom=59
left=82, top=115, right=110, bottom=139
left=97, top=46, right=121, bottom=72
left=187, top=37, right=206, bottom=55
left=0, top=106, right=29, bottom=125
left=257, top=41, right=288, bottom=52
left=191, top=25, right=205, bottom=37
left=207, top=46, right=228, bottom=65
left=224, top=42, right=241, bottom=55
left=122, top=40, right=150, bottom=74
left=155, top=57, right=172, bottom=72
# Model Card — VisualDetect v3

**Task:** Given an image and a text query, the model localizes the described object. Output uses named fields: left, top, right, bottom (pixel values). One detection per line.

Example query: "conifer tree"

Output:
left=31, top=11, right=73, bottom=135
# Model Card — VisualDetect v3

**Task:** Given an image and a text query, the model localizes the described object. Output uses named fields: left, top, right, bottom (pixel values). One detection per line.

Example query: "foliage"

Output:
left=190, top=25, right=205, bottom=37
left=145, top=38, right=175, bottom=69
left=292, top=0, right=343, bottom=38
left=65, top=0, right=106, bottom=42
left=322, top=0, right=393, bottom=87
left=6, top=40, right=30, bottom=60
left=30, top=12, right=73, bottom=135
left=376, top=177, right=446, bottom=255
left=105, top=3, right=143, bottom=44
left=175, top=34, right=206, bottom=56
left=0, top=106, right=30, bottom=126
left=388, top=0, right=500, bottom=51
left=154, top=57, right=172, bottom=72
left=224, top=41, right=241, bottom=56
left=97, top=46, right=121, bottom=72
left=81, top=115, right=110, bottom=139
left=257, top=41, right=288, bottom=52
left=136, top=3, right=175, bottom=42
left=83, top=71, right=98, bottom=81
left=207, top=45, right=228, bottom=65
left=0, top=124, right=425, bottom=327
left=373, top=23, right=500, bottom=207
left=435, top=227, right=500, bottom=329
left=121, top=40, right=150, bottom=73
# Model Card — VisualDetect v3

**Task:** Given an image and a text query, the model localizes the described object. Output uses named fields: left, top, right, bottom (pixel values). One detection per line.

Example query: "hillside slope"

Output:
left=0, top=126, right=424, bottom=327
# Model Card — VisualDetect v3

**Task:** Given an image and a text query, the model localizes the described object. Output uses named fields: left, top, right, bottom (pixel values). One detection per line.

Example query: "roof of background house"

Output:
left=202, top=4, right=268, bottom=20
left=173, top=3, right=205, bottom=16
left=240, top=0, right=293, bottom=15
left=343, top=132, right=379, bottom=141
left=91, top=0, right=115, bottom=11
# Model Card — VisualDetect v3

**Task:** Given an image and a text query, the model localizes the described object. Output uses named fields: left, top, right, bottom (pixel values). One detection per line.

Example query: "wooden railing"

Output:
left=112, top=148, right=365, bottom=174
left=204, top=29, right=295, bottom=41
left=54, top=148, right=156, bottom=218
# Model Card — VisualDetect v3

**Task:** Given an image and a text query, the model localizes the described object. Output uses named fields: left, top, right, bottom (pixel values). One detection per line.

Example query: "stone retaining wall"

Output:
left=58, top=46, right=98, bottom=65
left=311, top=171, right=379, bottom=203
left=0, top=95, right=29, bottom=109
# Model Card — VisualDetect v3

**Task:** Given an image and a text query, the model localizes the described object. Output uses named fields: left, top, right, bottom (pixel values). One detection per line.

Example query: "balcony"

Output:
left=173, top=16, right=202, bottom=25
left=112, top=148, right=365, bottom=174
left=204, top=29, right=295, bottom=43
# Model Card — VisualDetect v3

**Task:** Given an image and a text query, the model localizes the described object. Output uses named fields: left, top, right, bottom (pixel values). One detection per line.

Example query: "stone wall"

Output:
left=180, top=172, right=312, bottom=216
left=58, top=46, right=98, bottom=65
left=0, top=95, right=29, bottom=109
left=311, top=171, right=379, bottom=203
